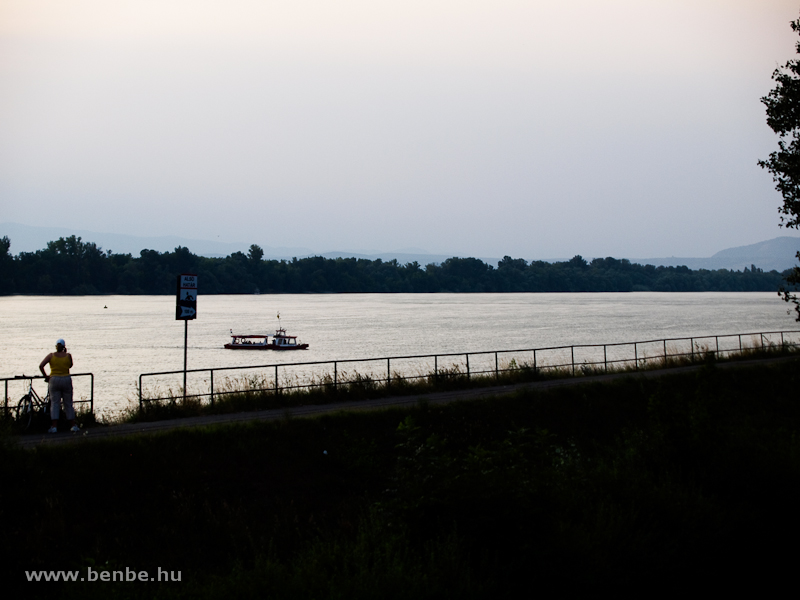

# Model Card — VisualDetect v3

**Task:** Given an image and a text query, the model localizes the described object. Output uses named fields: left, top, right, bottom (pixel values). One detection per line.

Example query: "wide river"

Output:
left=1, top=293, right=798, bottom=417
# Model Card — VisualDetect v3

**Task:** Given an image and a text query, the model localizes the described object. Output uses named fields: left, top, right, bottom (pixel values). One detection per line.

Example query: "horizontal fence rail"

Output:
left=2, top=373, right=94, bottom=417
left=136, top=330, right=800, bottom=410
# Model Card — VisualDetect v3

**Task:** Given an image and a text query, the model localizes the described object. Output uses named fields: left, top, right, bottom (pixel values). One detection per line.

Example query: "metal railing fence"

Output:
left=137, top=330, right=800, bottom=409
left=2, top=373, right=94, bottom=417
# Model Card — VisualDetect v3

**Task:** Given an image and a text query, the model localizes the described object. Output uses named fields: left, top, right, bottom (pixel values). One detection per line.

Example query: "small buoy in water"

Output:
left=323, top=450, right=328, bottom=455
left=104, top=305, right=107, bottom=309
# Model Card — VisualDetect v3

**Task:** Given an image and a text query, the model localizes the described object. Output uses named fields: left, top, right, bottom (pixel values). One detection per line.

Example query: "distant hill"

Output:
left=317, top=250, right=501, bottom=266
left=628, top=236, right=800, bottom=272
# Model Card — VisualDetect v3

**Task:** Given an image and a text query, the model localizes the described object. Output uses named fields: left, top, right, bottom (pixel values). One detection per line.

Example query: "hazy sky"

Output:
left=1, top=0, right=799, bottom=259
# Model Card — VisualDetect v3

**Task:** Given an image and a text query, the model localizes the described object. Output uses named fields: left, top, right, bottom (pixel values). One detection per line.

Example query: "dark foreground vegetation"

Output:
left=2, top=358, right=799, bottom=597
left=0, top=235, right=788, bottom=294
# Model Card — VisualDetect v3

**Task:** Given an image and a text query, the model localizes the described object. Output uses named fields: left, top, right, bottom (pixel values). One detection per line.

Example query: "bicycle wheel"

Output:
left=15, top=395, right=33, bottom=430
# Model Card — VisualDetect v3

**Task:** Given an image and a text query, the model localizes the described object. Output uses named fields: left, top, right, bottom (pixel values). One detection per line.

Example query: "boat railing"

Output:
left=136, top=329, right=800, bottom=410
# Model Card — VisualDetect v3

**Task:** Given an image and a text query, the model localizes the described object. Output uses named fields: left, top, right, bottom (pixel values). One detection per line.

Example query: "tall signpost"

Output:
left=176, top=274, right=198, bottom=400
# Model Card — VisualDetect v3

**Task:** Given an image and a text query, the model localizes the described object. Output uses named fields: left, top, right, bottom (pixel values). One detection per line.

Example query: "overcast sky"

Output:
left=1, top=0, right=799, bottom=259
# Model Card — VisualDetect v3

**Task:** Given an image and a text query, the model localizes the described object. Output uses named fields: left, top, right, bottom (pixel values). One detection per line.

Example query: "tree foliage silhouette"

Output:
left=759, top=15, right=800, bottom=318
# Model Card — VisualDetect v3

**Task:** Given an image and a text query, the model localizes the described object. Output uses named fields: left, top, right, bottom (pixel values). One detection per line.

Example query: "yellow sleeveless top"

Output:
left=49, top=355, right=71, bottom=377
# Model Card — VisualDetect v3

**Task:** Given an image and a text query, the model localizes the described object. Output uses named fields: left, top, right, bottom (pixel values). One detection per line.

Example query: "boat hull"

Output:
left=224, top=343, right=308, bottom=350
left=224, top=344, right=268, bottom=350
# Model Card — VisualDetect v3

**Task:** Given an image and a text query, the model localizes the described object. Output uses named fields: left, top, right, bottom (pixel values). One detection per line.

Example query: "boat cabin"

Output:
left=226, top=335, right=269, bottom=349
left=273, top=329, right=301, bottom=348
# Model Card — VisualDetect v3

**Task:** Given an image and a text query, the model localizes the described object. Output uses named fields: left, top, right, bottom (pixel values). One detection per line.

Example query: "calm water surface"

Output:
left=1, top=293, right=796, bottom=416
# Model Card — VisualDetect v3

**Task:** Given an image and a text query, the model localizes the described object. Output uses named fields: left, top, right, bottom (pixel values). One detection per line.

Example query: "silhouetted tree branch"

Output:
left=759, top=14, right=800, bottom=319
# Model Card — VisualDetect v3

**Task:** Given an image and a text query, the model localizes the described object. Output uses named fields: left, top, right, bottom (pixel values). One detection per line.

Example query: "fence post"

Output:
left=634, top=343, right=638, bottom=371
left=691, top=338, right=694, bottom=362
left=761, top=333, right=765, bottom=348
left=571, top=346, right=575, bottom=375
left=275, top=365, right=279, bottom=395
left=4, top=380, right=7, bottom=415
left=435, top=355, right=438, bottom=381
left=210, top=370, right=214, bottom=406
left=715, top=336, right=719, bottom=355
left=466, top=354, right=470, bottom=379
left=90, top=374, right=94, bottom=414
left=663, top=339, right=667, bottom=364
left=139, top=374, right=143, bottom=411
left=533, top=349, right=537, bottom=371
left=334, top=361, right=338, bottom=389
left=387, top=358, right=391, bottom=387
left=739, top=335, right=742, bottom=352
left=604, top=345, right=607, bottom=373
left=495, top=352, right=499, bottom=381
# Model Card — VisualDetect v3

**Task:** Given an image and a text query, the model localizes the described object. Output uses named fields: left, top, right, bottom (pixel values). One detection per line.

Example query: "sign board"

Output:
left=176, top=274, right=198, bottom=320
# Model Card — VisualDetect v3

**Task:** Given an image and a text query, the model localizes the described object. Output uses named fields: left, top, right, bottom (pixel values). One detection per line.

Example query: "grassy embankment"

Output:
left=1, top=355, right=799, bottom=597
left=122, top=340, right=798, bottom=424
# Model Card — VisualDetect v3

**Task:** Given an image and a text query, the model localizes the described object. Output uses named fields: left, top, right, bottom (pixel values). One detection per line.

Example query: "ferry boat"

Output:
left=224, top=328, right=309, bottom=350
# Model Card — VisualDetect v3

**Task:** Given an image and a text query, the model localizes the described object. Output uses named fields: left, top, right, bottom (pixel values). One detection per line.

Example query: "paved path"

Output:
left=15, top=355, right=798, bottom=449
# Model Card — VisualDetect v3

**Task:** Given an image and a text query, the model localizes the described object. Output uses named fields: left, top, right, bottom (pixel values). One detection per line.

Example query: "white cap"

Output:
left=56, top=339, right=65, bottom=347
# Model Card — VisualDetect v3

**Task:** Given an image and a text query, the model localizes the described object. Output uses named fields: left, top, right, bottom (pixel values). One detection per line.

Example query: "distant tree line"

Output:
left=0, top=235, right=788, bottom=295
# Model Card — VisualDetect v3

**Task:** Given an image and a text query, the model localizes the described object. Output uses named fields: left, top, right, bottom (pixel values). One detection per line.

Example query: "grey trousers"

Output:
left=49, top=376, right=74, bottom=420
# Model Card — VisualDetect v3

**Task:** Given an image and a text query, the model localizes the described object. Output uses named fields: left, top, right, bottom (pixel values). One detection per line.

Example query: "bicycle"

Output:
left=14, top=376, right=51, bottom=431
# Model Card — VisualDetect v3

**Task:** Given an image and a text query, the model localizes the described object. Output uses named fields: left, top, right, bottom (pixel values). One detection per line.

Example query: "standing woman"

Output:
left=39, top=339, right=79, bottom=433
